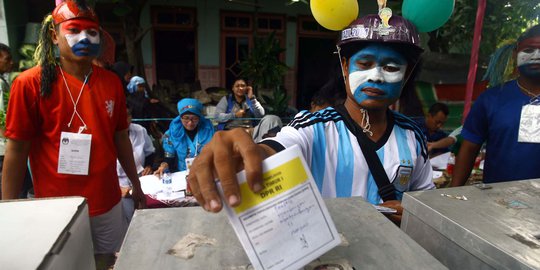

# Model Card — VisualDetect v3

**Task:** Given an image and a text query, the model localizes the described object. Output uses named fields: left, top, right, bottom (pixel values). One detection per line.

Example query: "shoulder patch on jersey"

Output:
left=288, top=108, right=343, bottom=129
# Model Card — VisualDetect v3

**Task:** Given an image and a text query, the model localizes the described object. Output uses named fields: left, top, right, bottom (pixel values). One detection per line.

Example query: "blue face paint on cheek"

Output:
left=353, top=81, right=402, bottom=102
left=518, top=64, right=540, bottom=78
left=347, top=45, right=407, bottom=104
left=71, top=39, right=100, bottom=57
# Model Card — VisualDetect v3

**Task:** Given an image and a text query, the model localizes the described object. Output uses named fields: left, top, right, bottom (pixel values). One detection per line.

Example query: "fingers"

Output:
left=189, top=138, right=221, bottom=212
left=378, top=200, right=403, bottom=226
left=189, top=130, right=265, bottom=213
left=214, top=140, right=241, bottom=207
left=236, top=142, right=264, bottom=193
left=132, top=191, right=146, bottom=209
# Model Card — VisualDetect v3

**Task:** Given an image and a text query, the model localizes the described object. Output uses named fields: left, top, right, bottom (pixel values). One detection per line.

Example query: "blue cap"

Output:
left=127, top=76, right=146, bottom=94
left=177, top=98, right=203, bottom=117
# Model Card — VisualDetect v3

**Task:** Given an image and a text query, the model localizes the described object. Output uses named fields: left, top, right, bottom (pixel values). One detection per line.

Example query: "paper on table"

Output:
left=432, top=170, right=443, bottom=179
left=139, top=171, right=188, bottom=196
left=219, top=145, right=340, bottom=270
left=430, top=152, right=451, bottom=170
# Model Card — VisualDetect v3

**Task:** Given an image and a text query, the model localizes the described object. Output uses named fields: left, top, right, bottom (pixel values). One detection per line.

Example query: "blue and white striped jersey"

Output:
left=261, top=106, right=434, bottom=204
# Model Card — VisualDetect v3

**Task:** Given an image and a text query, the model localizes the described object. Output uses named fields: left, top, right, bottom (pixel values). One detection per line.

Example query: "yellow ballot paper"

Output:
left=218, top=145, right=340, bottom=270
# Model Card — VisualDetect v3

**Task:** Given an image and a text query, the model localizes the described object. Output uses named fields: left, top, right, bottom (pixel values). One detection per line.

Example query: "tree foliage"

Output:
left=428, top=0, right=539, bottom=57
left=238, top=32, right=288, bottom=93
left=92, top=0, right=149, bottom=75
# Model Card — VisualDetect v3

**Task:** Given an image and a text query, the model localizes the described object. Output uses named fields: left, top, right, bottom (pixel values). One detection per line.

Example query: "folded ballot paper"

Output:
left=218, top=145, right=340, bottom=270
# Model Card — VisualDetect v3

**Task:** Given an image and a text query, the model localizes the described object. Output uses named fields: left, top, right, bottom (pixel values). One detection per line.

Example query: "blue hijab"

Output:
left=165, top=98, right=214, bottom=170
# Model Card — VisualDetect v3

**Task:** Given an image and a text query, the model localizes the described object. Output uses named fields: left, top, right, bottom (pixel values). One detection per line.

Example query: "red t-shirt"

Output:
left=5, top=65, right=128, bottom=216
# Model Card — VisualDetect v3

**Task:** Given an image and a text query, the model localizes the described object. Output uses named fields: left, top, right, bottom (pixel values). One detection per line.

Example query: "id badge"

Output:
left=518, top=104, right=540, bottom=143
left=185, top=157, right=195, bottom=173
left=58, top=131, right=92, bottom=175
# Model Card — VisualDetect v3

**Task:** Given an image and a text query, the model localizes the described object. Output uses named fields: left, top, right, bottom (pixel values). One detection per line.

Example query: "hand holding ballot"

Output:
left=188, top=129, right=277, bottom=212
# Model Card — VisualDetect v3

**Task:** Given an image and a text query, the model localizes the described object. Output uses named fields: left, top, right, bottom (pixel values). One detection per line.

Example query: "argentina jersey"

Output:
left=261, top=106, right=434, bottom=204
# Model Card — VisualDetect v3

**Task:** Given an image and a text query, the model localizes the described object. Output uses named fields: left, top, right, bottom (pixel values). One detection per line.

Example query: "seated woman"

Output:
left=214, top=78, right=265, bottom=130
left=155, top=98, right=214, bottom=174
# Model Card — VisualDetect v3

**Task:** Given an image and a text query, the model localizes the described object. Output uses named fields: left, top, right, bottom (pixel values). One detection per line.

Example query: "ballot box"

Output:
left=0, top=197, right=95, bottom=270
left=115, top=197, right=445, bottom=270
left=401, top=179, right=540, bottom=270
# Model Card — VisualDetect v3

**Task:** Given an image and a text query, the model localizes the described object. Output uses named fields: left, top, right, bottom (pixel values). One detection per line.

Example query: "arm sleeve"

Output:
left=214, top=96, right=235, bottom=123
left=410, top=141, right=435, bottom=191
left=142, top=128, right=155, bottom=156
left=462, top=93, right=490, bottom=145
left=4, top=74, right=39, bottom=140
left=162, top=132, right=176, bottom=158
left=114, top=77, right=129, bottom=131
left=250, top=98, right=265, bottom=117
left=260, top=111, right=313, bottom=160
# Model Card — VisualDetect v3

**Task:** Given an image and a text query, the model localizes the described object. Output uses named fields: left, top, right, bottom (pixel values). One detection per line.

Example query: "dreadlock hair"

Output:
left=33, top=14, right=57, bottom=97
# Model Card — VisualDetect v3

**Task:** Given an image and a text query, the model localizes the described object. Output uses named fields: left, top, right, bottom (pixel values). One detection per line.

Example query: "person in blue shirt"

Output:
left=155, top=98, right=214, bottom=174
left=187, top=10, right=434, bottom=225
left=452, top=24, right=540, bottom=186
left=414, top=102, right=450, bottom=157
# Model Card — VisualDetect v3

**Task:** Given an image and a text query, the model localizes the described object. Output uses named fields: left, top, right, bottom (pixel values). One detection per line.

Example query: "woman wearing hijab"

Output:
left=155, top=98, right=214, bottom=174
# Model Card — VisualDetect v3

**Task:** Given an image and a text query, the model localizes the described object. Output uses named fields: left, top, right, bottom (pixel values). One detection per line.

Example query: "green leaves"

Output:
left=238, top=32, right=288, bottom=92
left=429, top=0, right=539, bottom=57
left=262, top=86, right=290, bottom=117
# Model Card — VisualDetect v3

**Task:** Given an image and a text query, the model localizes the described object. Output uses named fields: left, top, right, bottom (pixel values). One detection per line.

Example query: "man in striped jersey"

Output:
left=188, top=12, right=435, bottom=224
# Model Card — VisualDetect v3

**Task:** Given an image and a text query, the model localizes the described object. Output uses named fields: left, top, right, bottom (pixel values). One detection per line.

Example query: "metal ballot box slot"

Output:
left=115, top=197, right=446, bottom=270
left=0, top=197, right=95, bottom=270
left=401, top=179, right=540, bottom=270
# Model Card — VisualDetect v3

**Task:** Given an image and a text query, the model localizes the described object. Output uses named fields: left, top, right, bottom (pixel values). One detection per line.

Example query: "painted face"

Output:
left=517, top=36, right=540, bottom=78
left=60, top=19, right=100, bottom=57
left=347, top=45, right=407, bottom=106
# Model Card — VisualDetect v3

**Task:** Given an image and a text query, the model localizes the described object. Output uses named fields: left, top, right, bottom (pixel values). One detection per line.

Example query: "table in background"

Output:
left=139, top=171, right=199, bottom=208
left=115, top=197, right=446, bottom=270
left=402, top=179, right=540, bottom=269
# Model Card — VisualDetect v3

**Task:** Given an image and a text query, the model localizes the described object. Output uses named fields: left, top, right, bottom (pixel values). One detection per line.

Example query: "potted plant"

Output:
left=238, top=32, right=290, bottom=116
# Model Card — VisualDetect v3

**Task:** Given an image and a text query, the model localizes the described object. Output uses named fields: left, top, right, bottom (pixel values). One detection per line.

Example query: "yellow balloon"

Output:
left=310, top=0, right=359, bottom=31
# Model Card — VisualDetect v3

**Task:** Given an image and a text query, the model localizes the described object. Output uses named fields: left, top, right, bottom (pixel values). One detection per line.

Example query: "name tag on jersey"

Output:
left=518, top=104, right=540, bottom=143
left=58, top=131, right=92, bottom=175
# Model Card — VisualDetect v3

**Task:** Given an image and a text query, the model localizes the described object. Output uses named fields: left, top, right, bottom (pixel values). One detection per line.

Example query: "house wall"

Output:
left=139, top=0, right=377, bottom=95
left=1, top=0, right=28, bottom=63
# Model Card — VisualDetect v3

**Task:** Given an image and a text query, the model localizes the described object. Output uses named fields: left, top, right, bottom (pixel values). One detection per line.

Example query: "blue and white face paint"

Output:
left=61, top=20, right=101, bottom=57
left=517, top=45, right=540, bottom=78
left=347, top=45, right=407, bottom=105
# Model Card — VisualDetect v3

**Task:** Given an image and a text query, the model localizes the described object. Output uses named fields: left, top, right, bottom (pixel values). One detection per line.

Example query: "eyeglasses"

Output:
left=181, top=116, right=200, bottom=123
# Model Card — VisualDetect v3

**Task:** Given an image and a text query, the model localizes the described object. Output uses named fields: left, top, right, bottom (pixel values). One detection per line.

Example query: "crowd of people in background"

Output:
left=0, top=0, right=539, bottom=268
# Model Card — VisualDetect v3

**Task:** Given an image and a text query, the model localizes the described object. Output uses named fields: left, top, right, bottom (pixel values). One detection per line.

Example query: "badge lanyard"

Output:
left=59, top=67, right=91, bottom=134
left=186, top=135, right=201, bottom=158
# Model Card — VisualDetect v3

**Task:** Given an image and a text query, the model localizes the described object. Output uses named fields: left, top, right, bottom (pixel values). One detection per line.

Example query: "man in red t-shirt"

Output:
left=1, top=1, right=145, bottom=268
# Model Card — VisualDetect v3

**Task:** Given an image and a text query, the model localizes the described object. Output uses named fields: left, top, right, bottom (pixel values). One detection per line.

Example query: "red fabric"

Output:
left=463, top=0, right=486, bottom=121
left=5, top=65, right=128, bottom=216
left=434, top=82, right=488, bottom=102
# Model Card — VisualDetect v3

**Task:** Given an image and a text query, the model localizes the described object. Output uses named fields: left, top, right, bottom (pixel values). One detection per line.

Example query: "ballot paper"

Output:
left=219, top=145, right=340, bottom=270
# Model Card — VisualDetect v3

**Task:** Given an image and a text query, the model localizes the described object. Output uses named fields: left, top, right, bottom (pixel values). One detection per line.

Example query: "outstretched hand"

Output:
left=187, top=129, right=274, bottom=212
left=378, top=200, right=403, bottom=226
left=131, top=185, right=147, bottom=209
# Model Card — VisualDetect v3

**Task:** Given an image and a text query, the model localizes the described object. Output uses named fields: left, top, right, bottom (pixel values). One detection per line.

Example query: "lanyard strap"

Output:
left=59, top=67, right=92, bottom=133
